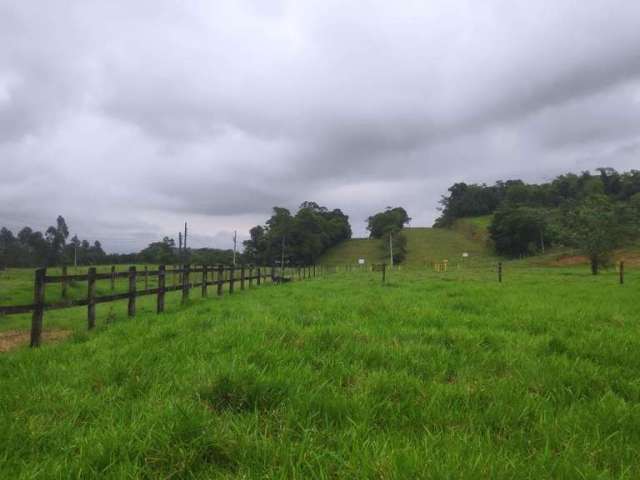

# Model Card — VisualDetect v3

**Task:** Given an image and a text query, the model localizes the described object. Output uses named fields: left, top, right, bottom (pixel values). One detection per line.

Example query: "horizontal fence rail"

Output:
left=0, top=264, right=323, bottom=348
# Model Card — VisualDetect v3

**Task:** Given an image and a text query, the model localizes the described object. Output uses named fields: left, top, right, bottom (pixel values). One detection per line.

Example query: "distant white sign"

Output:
left=462, top=252, right=469, bottom=258
left=358, top=258, right=365, bottom=265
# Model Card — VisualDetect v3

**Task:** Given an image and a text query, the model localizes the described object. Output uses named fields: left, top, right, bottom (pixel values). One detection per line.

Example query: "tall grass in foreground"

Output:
left=1, top=267, right=640, bottom=478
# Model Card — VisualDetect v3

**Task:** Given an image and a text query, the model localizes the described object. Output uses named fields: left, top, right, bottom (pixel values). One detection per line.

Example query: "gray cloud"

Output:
left=2, top=0, right=640, bottom=251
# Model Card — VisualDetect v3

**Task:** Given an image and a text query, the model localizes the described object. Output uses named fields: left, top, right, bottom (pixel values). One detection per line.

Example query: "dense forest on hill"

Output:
left=434, top=168, right=640, bottom=227
left=435, top=168, right=640, bottom=271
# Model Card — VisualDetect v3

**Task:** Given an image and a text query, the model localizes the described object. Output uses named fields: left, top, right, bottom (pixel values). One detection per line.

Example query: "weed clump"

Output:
left=200, top=372, right=290, bottom=413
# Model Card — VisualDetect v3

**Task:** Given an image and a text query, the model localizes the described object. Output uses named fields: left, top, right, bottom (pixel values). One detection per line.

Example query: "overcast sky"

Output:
left=2, top=1, right=640, bottom=252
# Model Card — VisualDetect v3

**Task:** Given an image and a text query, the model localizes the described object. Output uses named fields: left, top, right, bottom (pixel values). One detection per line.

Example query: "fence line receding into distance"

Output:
left=0, top=264, right=324, bottom=347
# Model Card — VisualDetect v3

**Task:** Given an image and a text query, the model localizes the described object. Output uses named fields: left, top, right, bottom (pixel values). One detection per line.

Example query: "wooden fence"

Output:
left=0, top=264, right=321, bottom=348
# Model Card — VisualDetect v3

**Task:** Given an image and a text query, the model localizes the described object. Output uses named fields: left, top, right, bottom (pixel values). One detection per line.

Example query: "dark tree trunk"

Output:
left=590, top=256, right=599, bottom=275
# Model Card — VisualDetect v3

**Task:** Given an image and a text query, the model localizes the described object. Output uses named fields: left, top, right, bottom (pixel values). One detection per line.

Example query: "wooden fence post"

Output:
left=249, top=265, right=253, bottom=287
left=498, top=262, right=502, bottom=283
left=257, top=267, right=261, bottom=286
left=110, top=265, right=116, bottom=291
left=128, top=266, right=137, bottom=317
left=172, top=267, right=176, bottom=288
left=30, top=268, right=46, bottom=348
left=619, top=261, right=624, bottom=285
left=271, top=265, right=275, bottom=282
left=61, top=265, right=68, bottom=301
left=241, top=265, right=245, bottom=290
left=229, top=266, right=235, bottom=294
left=217, top=265, right=224, bottom=296
left=144, top=266, right=149, bottom=290
left=182, top=264, right=190, bottom=304
left=157, top=265, right=165, bottom=313
left=313, top=265, right=316, bottom=278
left=87, top=267, right=96, bottom=329
left=202, top=265, right=208, bottom=297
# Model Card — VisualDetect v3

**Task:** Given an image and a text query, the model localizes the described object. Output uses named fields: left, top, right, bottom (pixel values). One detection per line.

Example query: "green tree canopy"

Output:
left=435, top=168, right=640, bottom=226
left=561, top=195, right=639, bottom=274
left=139, top=237, right=177, bottom=265
left=244, top=202, right=352, bottom=265
left=489, top=206, right=555, bottom=257
left=367, top=207, right=411, bottom=238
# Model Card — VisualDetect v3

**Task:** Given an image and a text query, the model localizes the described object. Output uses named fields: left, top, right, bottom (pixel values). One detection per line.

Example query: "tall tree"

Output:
left=243, top=226, right=267, bottom=265
left=367, top=207, right=411, bottom=264
left=44, top=215, right=70, bottom=266
left=562, top=195, right=639, bottom=274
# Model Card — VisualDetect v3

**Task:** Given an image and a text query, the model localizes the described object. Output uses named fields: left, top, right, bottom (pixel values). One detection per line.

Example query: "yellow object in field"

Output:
left=433, top=260, right=449, bottom=273
left=432, top=259, right=449, bottom=273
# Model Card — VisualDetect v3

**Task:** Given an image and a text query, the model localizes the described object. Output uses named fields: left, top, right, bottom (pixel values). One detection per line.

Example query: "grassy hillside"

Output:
left=318, top=237, right=384, bottom=266
left=2, top=267, right=640, bottom=477
left=319, top=218, right=640, bottom=269
left=452, top=215, right=493, bottom=244
left=319, top=226, right=492, bottom=267
left=402, top=227, right=490, bottom=266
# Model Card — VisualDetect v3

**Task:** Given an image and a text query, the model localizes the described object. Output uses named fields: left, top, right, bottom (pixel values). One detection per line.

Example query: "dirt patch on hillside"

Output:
left=0, top=329, right=72, bottom=353
left=549, top=252, right=640, bottom=267
left=552, top=255, right=589, bottom=266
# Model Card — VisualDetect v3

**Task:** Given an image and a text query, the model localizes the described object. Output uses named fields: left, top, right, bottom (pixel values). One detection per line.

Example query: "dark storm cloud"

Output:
left=2, top=0, right=640, bottom=250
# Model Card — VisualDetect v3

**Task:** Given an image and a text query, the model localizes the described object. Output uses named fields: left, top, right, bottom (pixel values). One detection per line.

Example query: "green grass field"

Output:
left=2, top=263, right=640, bottom=478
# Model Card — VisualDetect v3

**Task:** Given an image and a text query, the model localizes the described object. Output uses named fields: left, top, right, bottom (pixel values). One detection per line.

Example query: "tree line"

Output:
left=435, top=168, right=640, bottom=226
left=0, top=202, right=353, bottom=269
left=0, top=216, right=107, bottom=268
left=1, top=204, right=414, bottom=269
left=435, top=168, right=640, bottom=273
left=243, top=202, right=414, bottom=266
left=0, top=217, right=237, bottom=268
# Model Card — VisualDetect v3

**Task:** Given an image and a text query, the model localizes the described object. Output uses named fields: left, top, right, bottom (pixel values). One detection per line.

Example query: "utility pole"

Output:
left=179, top=232, right=182, bottom=255
left=280, top=235, right=285, bottom=278
left=389, top=231, right=394, bottom=268
left=184, top=222, right=188, bottom=263
left=74, top=244, right=77, bottom=267
left=232, top=230, right=237, bottom=266
left=184, top=222, right=188, bottom=250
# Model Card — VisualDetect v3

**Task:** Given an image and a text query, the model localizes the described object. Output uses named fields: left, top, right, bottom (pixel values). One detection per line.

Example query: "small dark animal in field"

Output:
left=105, top=306, right=117, bottom=324
left=272, top=276, right=292, bottom=284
